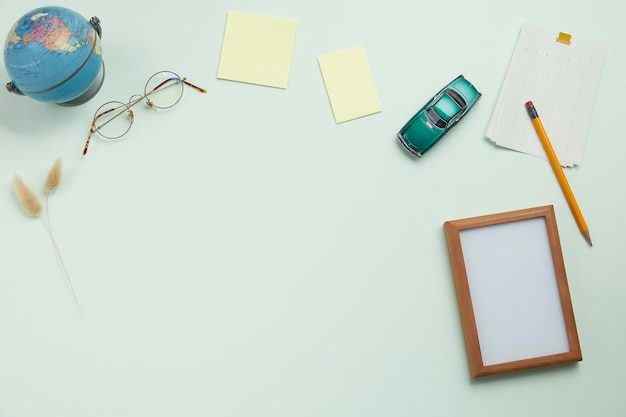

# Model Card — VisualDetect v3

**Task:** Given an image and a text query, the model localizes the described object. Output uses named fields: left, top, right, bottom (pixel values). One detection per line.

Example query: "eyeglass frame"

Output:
left=82, top=70, right=207, bottom=155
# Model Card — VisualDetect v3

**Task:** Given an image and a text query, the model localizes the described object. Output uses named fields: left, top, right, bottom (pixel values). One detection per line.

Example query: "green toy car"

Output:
left=397, top=75, right=481, bottom=157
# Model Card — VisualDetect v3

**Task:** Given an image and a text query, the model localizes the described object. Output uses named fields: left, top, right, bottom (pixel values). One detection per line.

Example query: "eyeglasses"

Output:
left=82, top=70, right=207, bottom=155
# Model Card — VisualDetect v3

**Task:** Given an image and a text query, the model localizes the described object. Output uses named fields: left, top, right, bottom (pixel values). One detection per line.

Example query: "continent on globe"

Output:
left=23, top=14, right=79, bottom=52
left=4, top=6, right=104, bottom=106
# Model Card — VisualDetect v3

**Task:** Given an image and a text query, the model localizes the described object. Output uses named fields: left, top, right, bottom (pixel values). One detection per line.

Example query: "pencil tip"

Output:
left=582, top=230, right=593, bottom=247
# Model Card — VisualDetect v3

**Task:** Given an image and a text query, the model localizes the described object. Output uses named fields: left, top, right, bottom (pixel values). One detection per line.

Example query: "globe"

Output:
left=4, top=6, right=104, bottom=106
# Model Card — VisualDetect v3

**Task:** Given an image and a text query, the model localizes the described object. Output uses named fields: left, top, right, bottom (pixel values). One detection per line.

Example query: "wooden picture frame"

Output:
left=444, top=205, right=582, bottom=378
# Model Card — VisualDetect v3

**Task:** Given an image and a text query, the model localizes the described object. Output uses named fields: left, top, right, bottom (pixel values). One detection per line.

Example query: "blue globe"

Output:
left=4, top=6, right=104, bottom=106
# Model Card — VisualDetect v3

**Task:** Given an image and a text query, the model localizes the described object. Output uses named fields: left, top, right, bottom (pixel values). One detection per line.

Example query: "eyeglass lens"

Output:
left=144, top=71, right=184, bottom=109
left=93, top=101, right=133, bottom=139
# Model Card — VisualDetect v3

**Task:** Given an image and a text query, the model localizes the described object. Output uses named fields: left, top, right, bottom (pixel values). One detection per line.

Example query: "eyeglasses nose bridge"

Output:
left=145, top=98, right=157, bottom=111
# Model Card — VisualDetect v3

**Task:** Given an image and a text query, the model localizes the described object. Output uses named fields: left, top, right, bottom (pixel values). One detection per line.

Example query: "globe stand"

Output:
left=5, top=81, right=24, bottom=95
left=58, top=61, right=105, bottom=107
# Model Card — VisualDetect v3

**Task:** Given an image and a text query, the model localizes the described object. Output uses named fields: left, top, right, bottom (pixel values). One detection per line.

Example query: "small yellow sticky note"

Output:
left=217, top=11, right=297, bottom=88
left=556, top=32, right=572, bottom=45
left=317, top=45, right=382, bottom=123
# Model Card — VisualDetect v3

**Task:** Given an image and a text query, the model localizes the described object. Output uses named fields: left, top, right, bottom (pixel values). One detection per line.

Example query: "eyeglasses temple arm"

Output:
left=83, top=125, right=96, bottom=155
left=183, top=79, right=207, bottom=94
left=147, top=77, right=207, bottom=95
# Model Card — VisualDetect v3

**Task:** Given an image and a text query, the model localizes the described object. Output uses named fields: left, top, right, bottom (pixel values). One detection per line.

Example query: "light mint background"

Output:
left=1, top=0, right=623, bottom=416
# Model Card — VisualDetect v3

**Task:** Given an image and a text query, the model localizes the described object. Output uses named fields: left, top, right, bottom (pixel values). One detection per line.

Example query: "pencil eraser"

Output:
left=525, top=101, right=534, bottom=108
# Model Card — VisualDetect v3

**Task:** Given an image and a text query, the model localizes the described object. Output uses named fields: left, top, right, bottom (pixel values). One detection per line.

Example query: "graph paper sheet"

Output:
left=486, top=22, right=607, bottom=167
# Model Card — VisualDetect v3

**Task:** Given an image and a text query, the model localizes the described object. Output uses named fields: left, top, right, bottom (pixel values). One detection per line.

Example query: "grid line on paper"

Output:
left=486, top=22, right=607, bottom=167
left=502, top=45, right=593, bottom=163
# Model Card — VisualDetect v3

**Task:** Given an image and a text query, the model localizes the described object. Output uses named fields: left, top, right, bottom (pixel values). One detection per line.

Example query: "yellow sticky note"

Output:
left=217, top=11, right=297, bottom=89
left=317, top=45, right=382, bottom=123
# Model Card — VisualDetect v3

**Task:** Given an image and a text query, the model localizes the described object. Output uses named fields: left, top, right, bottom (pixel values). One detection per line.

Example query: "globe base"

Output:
left=58, top=61, right=105, bottom=107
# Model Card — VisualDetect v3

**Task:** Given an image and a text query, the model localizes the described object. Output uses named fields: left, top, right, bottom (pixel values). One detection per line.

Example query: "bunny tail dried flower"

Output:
left=45, top=158, right=62, bottom=193
left=14, top=164, right=85, bottom=318
left=14, top=175, right=42, bottom=217
left=41, top=159, right=85, bottom=317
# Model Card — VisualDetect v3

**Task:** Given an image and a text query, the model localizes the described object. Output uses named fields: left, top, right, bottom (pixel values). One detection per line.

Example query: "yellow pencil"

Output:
left=525, top=101, right=592, bottom=246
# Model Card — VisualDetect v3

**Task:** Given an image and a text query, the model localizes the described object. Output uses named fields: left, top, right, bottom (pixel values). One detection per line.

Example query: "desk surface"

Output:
left=1, top=0, right=625, bottom=416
